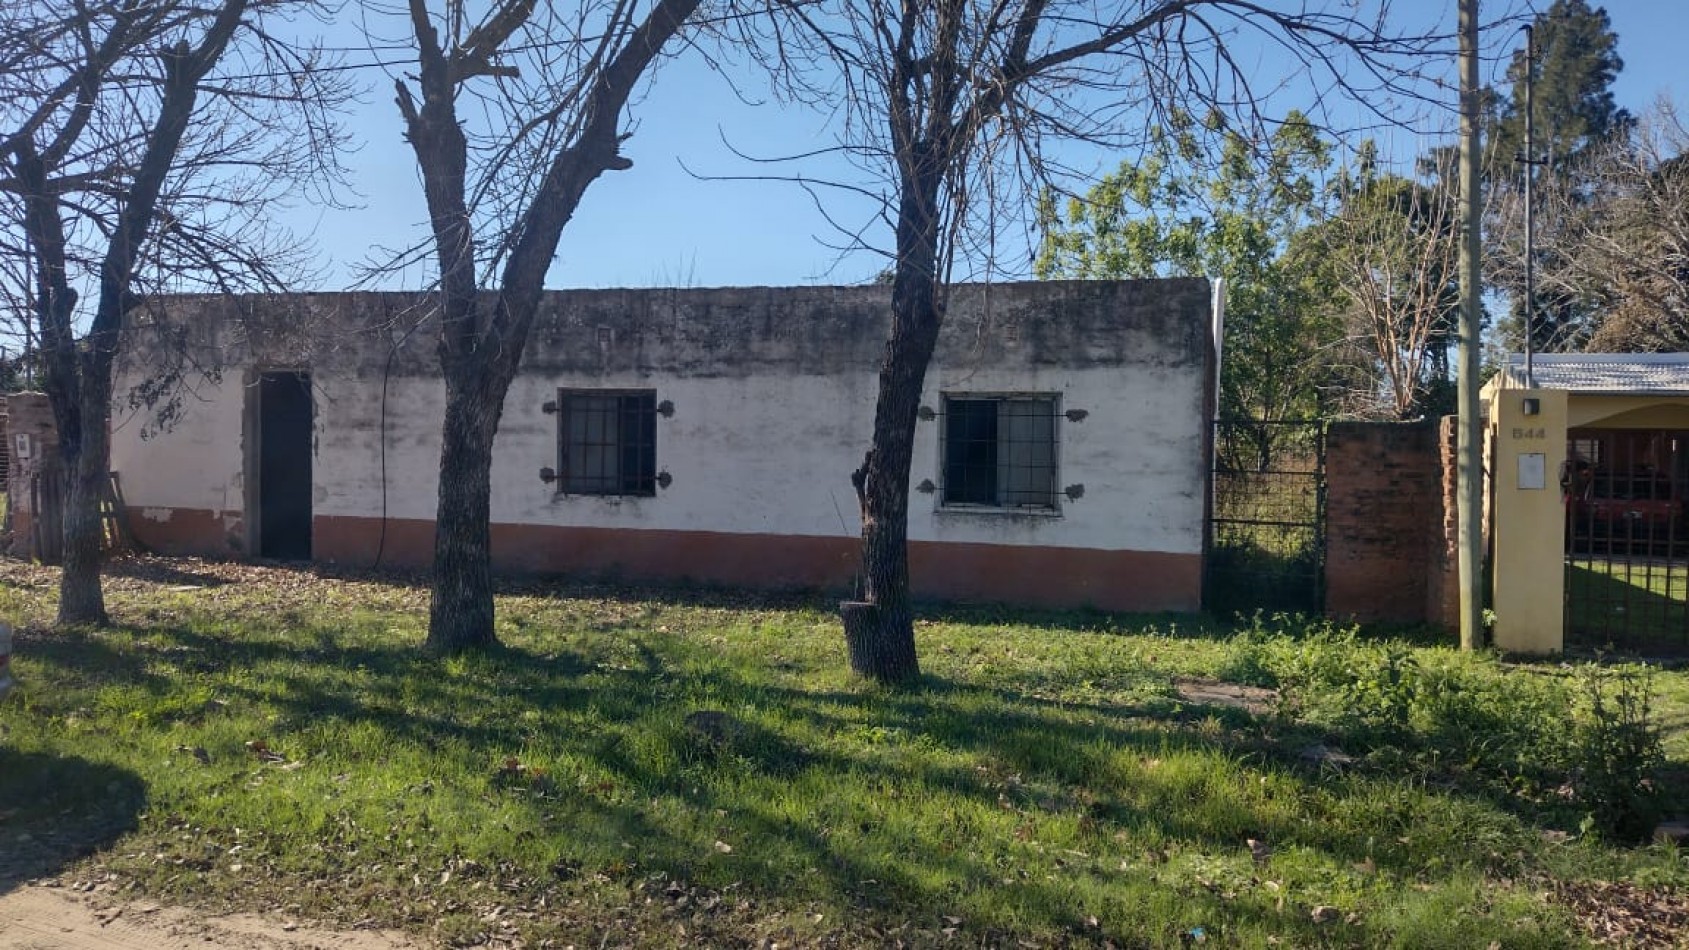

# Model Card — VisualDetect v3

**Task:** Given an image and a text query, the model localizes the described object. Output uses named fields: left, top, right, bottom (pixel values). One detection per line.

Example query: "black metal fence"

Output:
left=1204, top=419, right=1327, bottom=616
left=1564, top=427, right=1689, bottom=653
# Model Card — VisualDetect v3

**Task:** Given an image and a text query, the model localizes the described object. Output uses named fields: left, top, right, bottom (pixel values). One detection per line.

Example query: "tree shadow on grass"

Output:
left=9, top=624, right=165, bottom=688
left=104, top=558, right=234, bottom=589
left=164, top=555, right=1231, bottom=641
left=0, top=748, right=146, bottom=896
left=82, top=618, right=1578, bottom=946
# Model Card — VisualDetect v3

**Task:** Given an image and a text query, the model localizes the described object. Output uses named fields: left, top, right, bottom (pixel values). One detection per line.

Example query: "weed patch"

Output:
left=1232, top=614, right=1679, bottom=844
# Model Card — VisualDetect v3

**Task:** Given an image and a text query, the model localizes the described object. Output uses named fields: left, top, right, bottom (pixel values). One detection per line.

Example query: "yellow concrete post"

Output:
left=1489, top=387, right=1567, bottom=653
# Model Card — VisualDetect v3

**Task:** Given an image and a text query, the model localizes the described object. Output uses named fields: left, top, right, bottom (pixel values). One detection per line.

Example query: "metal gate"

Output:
left=1205, top=419, right=1326, bottom=616
left=1564, top=427, right=1689, bottom=653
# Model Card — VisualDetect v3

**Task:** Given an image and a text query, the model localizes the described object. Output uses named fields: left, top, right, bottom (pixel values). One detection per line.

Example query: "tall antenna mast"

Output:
left=1522, top=24, right=1538, bottom=385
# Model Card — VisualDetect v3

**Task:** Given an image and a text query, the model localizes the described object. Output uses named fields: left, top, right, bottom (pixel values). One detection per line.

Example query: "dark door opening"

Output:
left=258, top=372, right=313, bottom=560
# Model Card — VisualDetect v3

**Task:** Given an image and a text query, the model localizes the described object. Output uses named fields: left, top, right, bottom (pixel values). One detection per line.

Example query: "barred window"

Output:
left=558, top=390, right=656, bottom=496
left=941, top=395, right=1058, bottom=510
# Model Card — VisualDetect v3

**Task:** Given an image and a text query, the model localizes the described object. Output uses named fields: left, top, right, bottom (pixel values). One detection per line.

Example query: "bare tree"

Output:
left=1489, top=100, right=1689, bottom=351
left=379, top=0, right=703, bottom=653
left=1313, top=160, right=1460, bottom=419
left=759, top=0, right=1457, bottom=683
left=0, top=0, right=349, bottom=625
left=1585, top=104, right=1689, bottom=350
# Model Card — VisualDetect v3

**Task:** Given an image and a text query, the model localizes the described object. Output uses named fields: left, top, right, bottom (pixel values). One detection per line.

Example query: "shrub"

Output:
left=1568, top=664, right=1666, bottom=844
left=1256, top=626, right=1567, bottom=796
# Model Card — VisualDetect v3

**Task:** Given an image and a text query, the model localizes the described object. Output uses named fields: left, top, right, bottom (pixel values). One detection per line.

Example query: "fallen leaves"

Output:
left=1551, top=878, right=1689, bottom=948
left=244, top=739, right=300, bottom=769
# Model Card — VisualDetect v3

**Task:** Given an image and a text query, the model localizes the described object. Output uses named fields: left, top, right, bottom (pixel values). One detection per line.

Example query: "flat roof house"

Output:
left=16, top=279, right=1218, bottom=613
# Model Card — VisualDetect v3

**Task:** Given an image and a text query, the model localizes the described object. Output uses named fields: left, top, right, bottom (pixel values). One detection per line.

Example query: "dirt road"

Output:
left=0, top=885, right=419, bottom=950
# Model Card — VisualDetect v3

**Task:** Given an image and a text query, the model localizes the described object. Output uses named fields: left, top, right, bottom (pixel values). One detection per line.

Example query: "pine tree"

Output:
left=1492, top=0, right=1631, bottom=175
left=1487, top=0, right=1633, bottom=353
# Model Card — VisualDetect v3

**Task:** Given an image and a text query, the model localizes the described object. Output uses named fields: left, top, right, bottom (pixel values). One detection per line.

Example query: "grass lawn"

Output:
left=1, top=557, right=1687, bottom=948
left=1566, top=559, right=1689, bottom=653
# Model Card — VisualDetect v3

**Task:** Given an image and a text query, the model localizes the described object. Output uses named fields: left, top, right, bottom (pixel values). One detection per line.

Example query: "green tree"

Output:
left=1492, top=0, right=1630, bottom=173
left=1037, top=113, right=1341, bottom=444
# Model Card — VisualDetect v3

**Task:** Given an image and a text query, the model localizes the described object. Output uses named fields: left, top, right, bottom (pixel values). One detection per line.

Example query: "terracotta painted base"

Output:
left=123, top=507, right=1201, bottom=612
left=6, top=511, right=35, bottom=559
left=125, top=507, right=243, bottom=557
left=319, top=516, right=1203, bottom=613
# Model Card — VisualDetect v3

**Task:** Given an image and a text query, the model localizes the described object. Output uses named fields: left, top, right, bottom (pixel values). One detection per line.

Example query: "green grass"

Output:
left=1566, top=559, right=1689, bottom=651
left=2, top=558, right=1687, bottom=948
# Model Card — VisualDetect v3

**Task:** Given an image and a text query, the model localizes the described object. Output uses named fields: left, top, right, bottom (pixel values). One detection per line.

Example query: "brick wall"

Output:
left=1324, top=420, right=1450, bottom=625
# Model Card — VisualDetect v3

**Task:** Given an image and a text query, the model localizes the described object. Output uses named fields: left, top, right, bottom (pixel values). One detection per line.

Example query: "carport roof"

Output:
left=1500, top=353, right=1689, bottom=394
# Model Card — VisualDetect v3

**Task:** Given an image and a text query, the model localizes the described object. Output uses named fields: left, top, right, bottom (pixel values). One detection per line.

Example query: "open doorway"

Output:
left=255, top=371, right=313, bottom=560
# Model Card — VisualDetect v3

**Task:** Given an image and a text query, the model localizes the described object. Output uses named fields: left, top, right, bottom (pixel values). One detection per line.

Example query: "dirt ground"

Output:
left=0, top=884, right=420, bottom=950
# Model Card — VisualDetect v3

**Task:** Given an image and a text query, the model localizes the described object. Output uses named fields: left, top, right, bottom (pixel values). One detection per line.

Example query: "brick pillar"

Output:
left=1324, top=421, right=1442, bottom=624
left=1421, top=415, right=1461, bottom=630
left=5, top=392, right=62, bottom=561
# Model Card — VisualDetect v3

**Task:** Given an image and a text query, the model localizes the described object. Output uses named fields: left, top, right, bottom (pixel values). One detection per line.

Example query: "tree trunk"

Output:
left=844, top=251, right=944, bottom=686
left=426, top=374, right=501, bottom=654
left=56, top=368, right=111, bottom=627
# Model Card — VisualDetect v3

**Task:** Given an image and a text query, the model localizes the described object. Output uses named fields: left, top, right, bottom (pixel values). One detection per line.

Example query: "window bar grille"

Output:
left=939, top=397, right=1060, bottom=510
left=559, top=391, right=656, bottom=496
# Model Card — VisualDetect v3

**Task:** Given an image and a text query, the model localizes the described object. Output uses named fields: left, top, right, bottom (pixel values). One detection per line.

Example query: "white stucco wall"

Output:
left=303, top=362, right=1204, bottom=555
left=110, top=280, right=1213, bottom=560
left=110, top=370, right=248, bottom=533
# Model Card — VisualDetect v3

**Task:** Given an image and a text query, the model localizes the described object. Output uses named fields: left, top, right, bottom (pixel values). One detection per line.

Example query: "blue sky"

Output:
left=1603, top=1, right=1689, bottom=121
left=284, top=1, right=1689, bottom=293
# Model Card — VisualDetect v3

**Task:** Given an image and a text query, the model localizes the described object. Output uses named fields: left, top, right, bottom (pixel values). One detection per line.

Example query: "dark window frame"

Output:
left=1570, top=437, right=1603, bottom=469
left=939, top=393, right=1060, bottom=512
left=557, top=389, right=658, bottom=497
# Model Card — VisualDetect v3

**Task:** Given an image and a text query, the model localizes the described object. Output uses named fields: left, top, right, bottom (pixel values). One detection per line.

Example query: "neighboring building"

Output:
left=36, top=280, right=1216, bottom=612
left=1486, top=353, right=1689, bottom=654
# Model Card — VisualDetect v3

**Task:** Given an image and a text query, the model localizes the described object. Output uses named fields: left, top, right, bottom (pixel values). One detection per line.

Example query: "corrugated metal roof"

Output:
left=1499, top=353, right=1689, bottom=393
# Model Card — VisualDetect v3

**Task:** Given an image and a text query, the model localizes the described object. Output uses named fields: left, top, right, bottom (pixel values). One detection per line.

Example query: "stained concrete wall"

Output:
left=110, top=280, right=1215, bottom=610
left=4, top=392, right=60, bottom=560
left=110, top=372, right=249, bottom=556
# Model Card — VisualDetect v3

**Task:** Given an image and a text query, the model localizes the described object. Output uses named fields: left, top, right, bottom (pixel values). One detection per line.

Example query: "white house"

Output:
left=99, top=279, right=1215, bottom=612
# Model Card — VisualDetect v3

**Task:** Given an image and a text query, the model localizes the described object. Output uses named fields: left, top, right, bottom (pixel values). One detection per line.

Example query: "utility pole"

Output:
left=1458, top=0, right=1485, bottom=651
